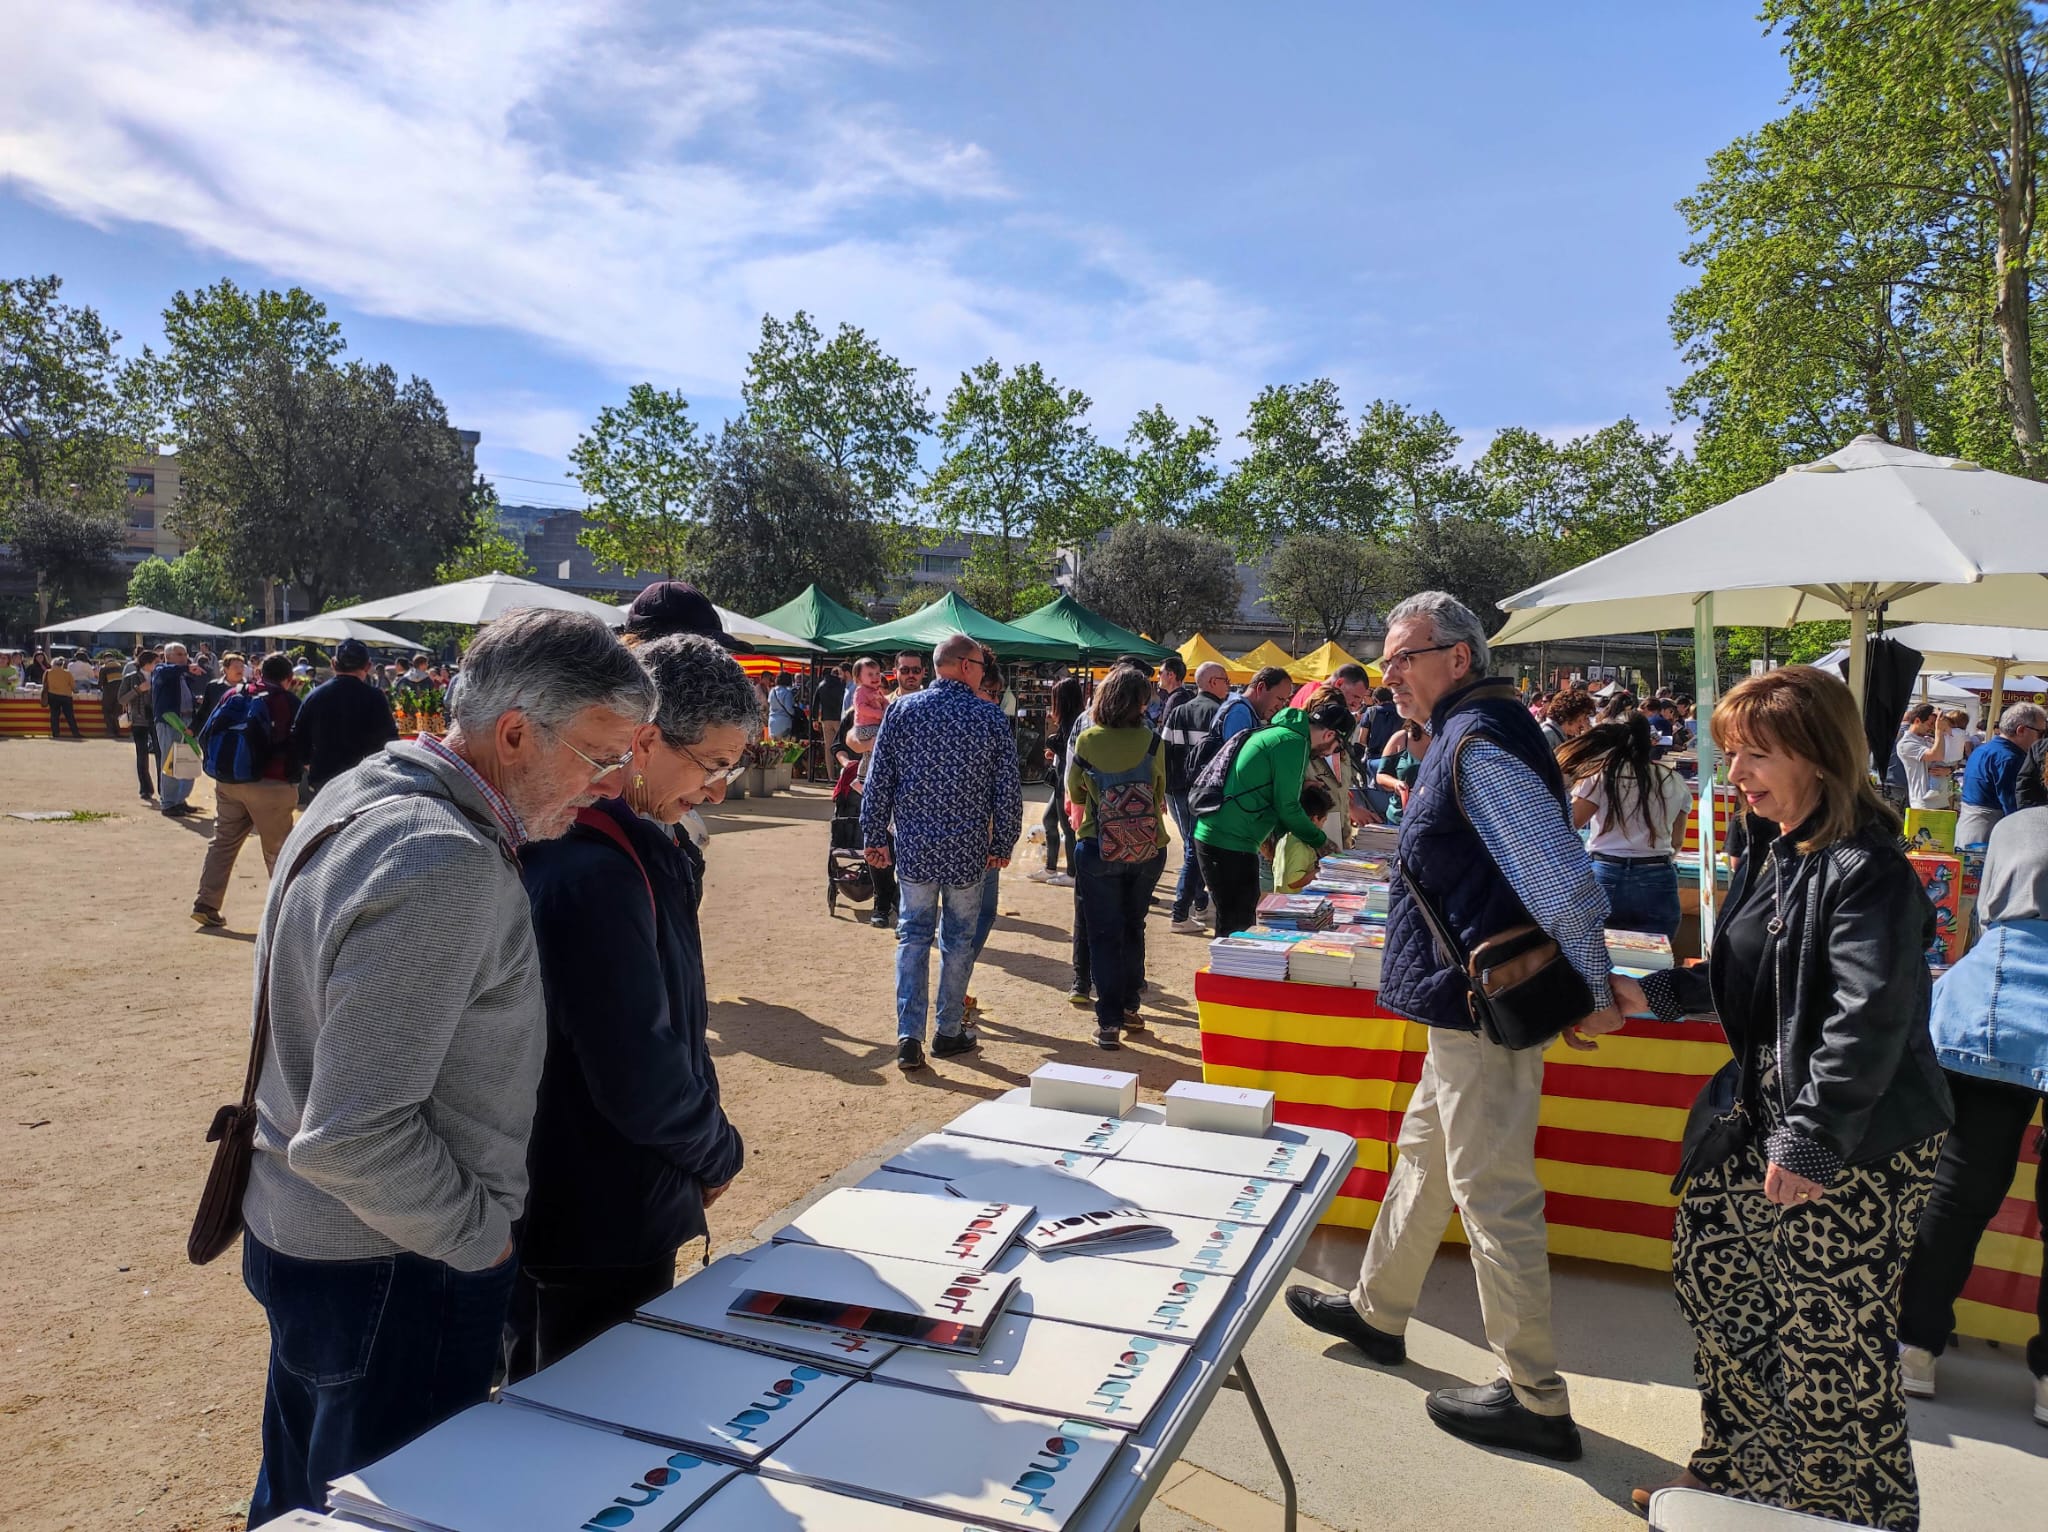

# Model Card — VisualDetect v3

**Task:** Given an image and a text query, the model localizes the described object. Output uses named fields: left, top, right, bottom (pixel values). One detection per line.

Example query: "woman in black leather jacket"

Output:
left=1629, top=666, right=1952, bottom=1529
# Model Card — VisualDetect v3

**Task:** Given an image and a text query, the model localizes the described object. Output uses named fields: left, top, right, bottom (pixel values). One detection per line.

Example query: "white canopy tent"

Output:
left=612, top=600, right=821, bottom=656
left=324, top=572, right=626, bottom=626
left=1876, top=622, right=2048, bottom=722
left=243, top=616, right=418, bottom=649
left=35, top=605, right=238, bottom=638
left=1812, top=650, right=1976, bottom=704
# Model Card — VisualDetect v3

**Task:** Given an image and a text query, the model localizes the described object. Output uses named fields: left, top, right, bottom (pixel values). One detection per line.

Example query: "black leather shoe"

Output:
left=1284, top=1287, right=1406, bottom=1364
left=870, top=907, right=895, bottom=929
left=1424, top=1380, right=1583, bottom=1462
left=896, top=1037, right=926, bottom=1072
left=931, top=1028, right=978, bottom=1059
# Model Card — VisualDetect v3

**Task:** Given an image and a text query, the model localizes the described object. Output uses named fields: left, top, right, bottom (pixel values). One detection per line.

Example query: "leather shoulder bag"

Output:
left=1398, top=851, right=1591, bottom=1051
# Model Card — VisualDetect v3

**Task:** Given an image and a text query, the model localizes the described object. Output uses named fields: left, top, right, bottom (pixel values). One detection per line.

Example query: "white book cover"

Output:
left=875, top=1312, right=1189, bottom=1430
left=1115, top=1122, right=1321, bottom=1185
left=758, top=1382, right=1121, bottom=1531
left=885, top=1131, right=1106, bottom=1183
left=1086, top=1158, right=1293, bottom=1227
left=1029, top=1208, right=1262, bottom=1277
left=499, top=1324, right=849, bottom=1463
left=636, top=1252, right=899, bottom=1370
left=773, top=1185, right=1031, bottom=1271
left=731, top=1241, right=1018, bottom=1354
left=944, top=1164, right=1163, bottom=1253
left=326, top=1402, right=737, bottom=1532
left=681, top=1474, right=985, bottom=1531
left=943, top=1100, right=1141, bottom=1157
left=993, top=1247, right=1235, bottom=1343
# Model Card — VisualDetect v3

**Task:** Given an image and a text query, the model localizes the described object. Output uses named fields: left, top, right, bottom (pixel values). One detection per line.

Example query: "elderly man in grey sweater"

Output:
left=238, top=609, right=654, bottom=1527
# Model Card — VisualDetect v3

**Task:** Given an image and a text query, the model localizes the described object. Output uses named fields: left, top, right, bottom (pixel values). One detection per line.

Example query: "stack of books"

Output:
left=1207, top=932, right=1299, bottom=979
left=1603, top=929, right=1675, bottom=972
left=727, top=1242, right=1021, bottom=1355
left=638, top=1251, right=901, bottom=1370
left=1287, top=928, right=1386, bottom=988
left=1255, top=892, right=1334, bottom=930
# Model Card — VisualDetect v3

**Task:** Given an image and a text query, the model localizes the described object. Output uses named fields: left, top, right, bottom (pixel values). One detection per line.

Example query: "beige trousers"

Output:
left=1350, top=1023, right=1571, bottom=1416
left=196, top=778, right=297, bottom=912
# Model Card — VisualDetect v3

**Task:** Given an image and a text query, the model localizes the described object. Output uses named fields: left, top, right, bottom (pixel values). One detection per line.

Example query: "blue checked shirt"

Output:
left=1460, top=741, right=1614, bottom=1011
left=860, top=679, right=1024, bottom=887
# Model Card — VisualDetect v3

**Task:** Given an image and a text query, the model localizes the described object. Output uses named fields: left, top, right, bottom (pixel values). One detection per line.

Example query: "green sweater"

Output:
left=1193, top=708, right=1330, bottom=856
left=1066, top=724, right=1169, bottom=846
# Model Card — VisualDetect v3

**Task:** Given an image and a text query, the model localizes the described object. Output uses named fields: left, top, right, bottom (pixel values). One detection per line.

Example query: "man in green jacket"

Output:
left=1194, top=702, right=1352, bottom=935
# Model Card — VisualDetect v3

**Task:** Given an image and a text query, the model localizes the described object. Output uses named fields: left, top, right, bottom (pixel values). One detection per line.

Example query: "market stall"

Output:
left=1193, top=968, right=2042, bottom=1347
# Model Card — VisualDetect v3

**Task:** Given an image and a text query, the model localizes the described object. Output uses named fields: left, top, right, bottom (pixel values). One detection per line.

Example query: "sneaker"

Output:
left=190, top=904, right=225, bottom=928
left=1093, top=1027, right=1122, bottom=1050
left=1047, top=873, right=1075, bottom=887
left=1900, top=1344, right=1937, bottom=1399
left=1026, top=867, right=1055, bottom=883
left=1170, top=917, right=1206, bottom=935
left=896, top=1037, right=926, bottom=1072
left=138, top=792, right=154, bottom=804
left=931, top=1029, right=979, bottom=1060
left=1122, top=1010, right=1147, bottom=1032
left=1067, top=988, right=1093, bottom=1009
left=2033, top=1371, right=2047, bottom=1426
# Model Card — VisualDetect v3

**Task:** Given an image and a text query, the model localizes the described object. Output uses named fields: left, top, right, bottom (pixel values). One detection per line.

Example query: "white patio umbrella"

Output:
left=1812, top=649, right=1976, bottom=703
left=35, top=605, right=237, bottom=638
left=1877, top=622, right=2048, bottom=721
left=324, top=572, right=626, bottom=626
left=243, top=615, right=418, bottom=649
left=611, top=599, right=822, bottom=656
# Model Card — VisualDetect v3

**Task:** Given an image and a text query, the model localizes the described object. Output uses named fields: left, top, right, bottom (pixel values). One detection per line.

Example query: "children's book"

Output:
left=772, top=1185, right=1031, bottom=1271
left=875, top=1311, right=1190, bottom=1430
left=1114, top=1122, right=1321, bottom=1186
left=942, top=1100, right=1141, bottom=1157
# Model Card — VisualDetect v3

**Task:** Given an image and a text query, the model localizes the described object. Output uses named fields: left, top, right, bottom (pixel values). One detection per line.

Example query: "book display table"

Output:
left=1193, top=967, right=2043, bottom=1346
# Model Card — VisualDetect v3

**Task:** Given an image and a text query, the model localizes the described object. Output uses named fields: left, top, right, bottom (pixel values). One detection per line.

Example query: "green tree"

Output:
left=690, top=425, right=897, bottom=613
left=1397, top=514, right=1547, bottom=636
left=1476, top=418, right=1681, bottom=567
left=571, top=384, right=708, bottom=580
left=1262, top=532, right=1403, bottom=645
left=741, top=310, right=932, bottom=512
left=9, top=494, right=126, bottom=615
left=1121, top=405, right=1222, bottom=525
left=436, top=482, right=534, bottom=582
left=1349, top=400, right=1478, bottom=532
left=127, top=555, right=180, bottom=612
left=923, top=359, right=1099, bottom=618
left=1072, top=521, right=1241, bottom=644
left=133, top=280, right=344, bottom=440
left=1218, top=379, right=1375, bottom=549
left=175, top=357, right=476, bottom=610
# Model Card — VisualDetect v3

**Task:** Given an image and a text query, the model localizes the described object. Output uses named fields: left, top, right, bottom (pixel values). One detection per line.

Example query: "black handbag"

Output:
left=1671, top=1059, right=1749, bottom=1194
left=1398, top=854, right=1594, bottom=1051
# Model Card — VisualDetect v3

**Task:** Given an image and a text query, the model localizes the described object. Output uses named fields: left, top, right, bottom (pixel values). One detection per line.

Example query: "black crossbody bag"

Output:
left=1397, top=854, right=1593, bottom=1051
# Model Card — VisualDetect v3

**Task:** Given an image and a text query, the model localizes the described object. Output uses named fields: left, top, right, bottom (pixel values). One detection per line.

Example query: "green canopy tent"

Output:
left=753, top=584, right=872, bottom=647
left=1008, top=594, right=1174, bottom=665
left=827, top=590, right=1081, bottom=664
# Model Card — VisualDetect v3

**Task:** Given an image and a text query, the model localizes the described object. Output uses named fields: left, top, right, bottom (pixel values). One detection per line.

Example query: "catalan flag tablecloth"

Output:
left=1194, top=967, right=2042, bottom=1347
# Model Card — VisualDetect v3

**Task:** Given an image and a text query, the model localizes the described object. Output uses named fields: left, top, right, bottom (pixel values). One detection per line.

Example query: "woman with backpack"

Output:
left=1066, top=665, right=1169, bottom=1049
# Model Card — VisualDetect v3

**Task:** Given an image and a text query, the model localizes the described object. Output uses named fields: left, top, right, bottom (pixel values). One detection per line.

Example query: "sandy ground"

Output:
left=0, top=736, right=1212, bottom=1532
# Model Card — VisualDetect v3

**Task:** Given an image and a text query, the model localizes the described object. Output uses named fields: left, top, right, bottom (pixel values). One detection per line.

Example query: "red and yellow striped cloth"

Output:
left=1194, top=968, right=2042, bottom=1346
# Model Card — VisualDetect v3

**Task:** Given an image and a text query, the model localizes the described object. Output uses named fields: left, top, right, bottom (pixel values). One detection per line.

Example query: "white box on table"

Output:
left=1162, top=1080, right=1275, bottom=1136
left=1030, top=1062, right=1139, bottom=1117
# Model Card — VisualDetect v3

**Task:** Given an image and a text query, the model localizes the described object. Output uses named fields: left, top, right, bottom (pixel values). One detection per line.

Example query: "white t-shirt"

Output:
left=1573, top=767, right=1693, bottom=857
left=1895, top=730, right=1949, bottom=809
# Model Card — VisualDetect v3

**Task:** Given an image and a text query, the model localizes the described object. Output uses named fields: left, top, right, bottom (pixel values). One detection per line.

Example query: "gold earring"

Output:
left=634, top=773, right=645, bottom=791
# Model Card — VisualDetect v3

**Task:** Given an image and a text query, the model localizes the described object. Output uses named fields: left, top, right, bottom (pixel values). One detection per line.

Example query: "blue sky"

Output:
left=1, top=1, right=1791, bottom=510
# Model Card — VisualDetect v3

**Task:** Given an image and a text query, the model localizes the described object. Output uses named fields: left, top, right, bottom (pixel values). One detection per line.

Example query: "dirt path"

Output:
left=0, top=736, right=1210, bottom=1532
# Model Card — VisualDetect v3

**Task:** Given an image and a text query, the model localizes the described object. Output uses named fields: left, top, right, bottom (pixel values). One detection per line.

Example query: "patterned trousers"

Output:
left=1675, top=1102, right=1942, bottom=1530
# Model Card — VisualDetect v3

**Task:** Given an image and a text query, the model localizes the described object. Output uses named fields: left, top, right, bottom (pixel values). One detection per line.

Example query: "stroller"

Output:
left=826, top=758, right=877, bottom=917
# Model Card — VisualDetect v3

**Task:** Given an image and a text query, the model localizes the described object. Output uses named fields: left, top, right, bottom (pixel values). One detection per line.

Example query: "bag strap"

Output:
left=1398, top=851, right=1473, bottom=973
left=575, top=804, right=656, bottom=917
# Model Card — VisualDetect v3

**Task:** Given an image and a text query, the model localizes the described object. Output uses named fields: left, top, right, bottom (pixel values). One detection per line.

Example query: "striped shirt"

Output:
left=416, top=731, right=527, bottom=846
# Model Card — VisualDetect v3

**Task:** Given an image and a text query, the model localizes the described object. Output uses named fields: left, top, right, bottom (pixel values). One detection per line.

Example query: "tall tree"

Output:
left=0, top=275, right=140, bottom=615
left=690, top=424, right=897, bottom=613
left=1073, top=522, right=1240, bottom=645
left=1398, top=514, right=1546, bottom=635
left=741, top=310, right=932, bottom=512
left=1121, top=405, right=1222, bottom=526
left=135, top=280, right=344, bottom=438
left=1218, top=379, right=1375, bottom=549
left=923, top=359, right=1099, bottom=618
left=571, top=384, right=709, bottom=580
left=1349, top=400, right=1478, bottom=531
left=436, top=482, right=534, bottom=582
left=174, top=358, right=476, bottom=611
left=1262, top=532, right=1403, bottom=644
left=1476, top=418, right=1680, bottom=567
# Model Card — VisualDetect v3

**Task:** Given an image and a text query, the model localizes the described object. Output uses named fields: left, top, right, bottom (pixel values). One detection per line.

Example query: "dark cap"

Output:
left=1307, top=701, right=1357, bottom=740
left=334, top=638, right=371, bottom=670
left=624, top=581, right=735, bottom=648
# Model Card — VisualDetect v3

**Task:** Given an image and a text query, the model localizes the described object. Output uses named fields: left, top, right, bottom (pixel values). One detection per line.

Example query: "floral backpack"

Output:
left=1080, top=737, right=1164, bottom=862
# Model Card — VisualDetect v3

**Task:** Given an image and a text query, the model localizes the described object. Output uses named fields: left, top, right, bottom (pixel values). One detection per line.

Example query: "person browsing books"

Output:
left=1557, top=713, right=1692, bottom=939
left=1192, top=700, right=1349, bottom=938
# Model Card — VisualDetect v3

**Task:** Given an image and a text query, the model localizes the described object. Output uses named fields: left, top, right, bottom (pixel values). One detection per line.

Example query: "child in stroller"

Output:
left=826, top=753, right=877, bottom=915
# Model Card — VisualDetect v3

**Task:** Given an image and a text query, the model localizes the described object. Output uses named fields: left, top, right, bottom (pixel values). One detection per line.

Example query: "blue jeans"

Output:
left=1167, top=794, right=1208, bottom=919
left=896, top=874, right=984, bottom=1041
left=971, top=868, right=1000, bottom=962
left=156, top=721, right=193, bottom=809
left=1075, top=841, right=1167, bottom=1032
left=1592, top=857, right=1680, bottom=939
left=243, top=1236, right=518, bottom=1525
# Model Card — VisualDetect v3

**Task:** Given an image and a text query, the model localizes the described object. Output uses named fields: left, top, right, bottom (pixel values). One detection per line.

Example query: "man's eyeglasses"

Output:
left=1382, top=643, right=1459, bottom=673
left=538, top=720, right=635, bottom=785
left=677, top=739, right=747, bottom=784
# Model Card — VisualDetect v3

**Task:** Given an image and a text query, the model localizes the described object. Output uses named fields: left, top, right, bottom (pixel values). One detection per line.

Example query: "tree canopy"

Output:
left=1073, top=522, right=1240, bottom=645
left=571, top=384, right=708, bottom=581
left=742, top=310, right=932, bottom=512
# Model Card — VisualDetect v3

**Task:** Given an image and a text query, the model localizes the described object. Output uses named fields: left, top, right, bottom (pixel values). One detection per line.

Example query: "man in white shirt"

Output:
left=66, top=654, right=95, bottom=687
left=1895, top=705, right=1954, bottom=809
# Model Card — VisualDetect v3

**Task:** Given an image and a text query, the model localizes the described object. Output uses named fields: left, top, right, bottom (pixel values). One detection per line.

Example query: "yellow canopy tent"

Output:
left=1235, top=639, right=1315, bottom=683
left=1294, top=638, right=1383, bottom=685
left=1178, top=633, right=1253, bottom=684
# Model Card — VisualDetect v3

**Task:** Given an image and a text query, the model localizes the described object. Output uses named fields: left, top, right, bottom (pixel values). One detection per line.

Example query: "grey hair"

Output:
left=451, top=608, right=654, bottom=735
left=933, top=631, right=981, bottom=668
left=1385, top=590, right=1491, bottom=675
left=163, top=642, right=189, bottom=660
left=1999, top=701, right=2047, bottom=736
left=636, top=633, right=760, bottom=746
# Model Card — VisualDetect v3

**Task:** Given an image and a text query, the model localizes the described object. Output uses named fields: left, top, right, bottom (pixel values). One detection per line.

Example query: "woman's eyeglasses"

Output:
left=677, top=739, right=747, bottom=784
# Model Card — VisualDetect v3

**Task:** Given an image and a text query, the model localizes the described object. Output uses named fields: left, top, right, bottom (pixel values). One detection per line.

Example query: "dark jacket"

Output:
left=1658, top=815, right=1953, bottom=1171
left=2018, top=737, right=2048, bottom=811
left=518, top=798, right=744, bottom=1267
left=1380, top=678, right=1570, bottom=1029
left=1159, top=689, right=1222, bottom=796
left=296, top=673, right=399, bottom=793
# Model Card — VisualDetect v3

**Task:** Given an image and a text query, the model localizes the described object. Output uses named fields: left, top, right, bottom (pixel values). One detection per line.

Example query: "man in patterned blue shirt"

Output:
left=861, top=632, right=1024, bottom=1072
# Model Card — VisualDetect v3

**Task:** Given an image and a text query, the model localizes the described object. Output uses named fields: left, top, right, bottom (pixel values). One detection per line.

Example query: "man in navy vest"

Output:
left=1285, top=591, right=1640, bottom=1462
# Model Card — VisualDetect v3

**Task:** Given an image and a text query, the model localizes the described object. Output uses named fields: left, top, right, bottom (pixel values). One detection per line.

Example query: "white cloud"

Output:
left=0, top=0, right=1286, bottom=439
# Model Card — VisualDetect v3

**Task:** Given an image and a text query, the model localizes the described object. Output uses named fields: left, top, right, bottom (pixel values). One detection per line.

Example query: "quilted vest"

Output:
left=1378, top=678, right=1572, bottom=1029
